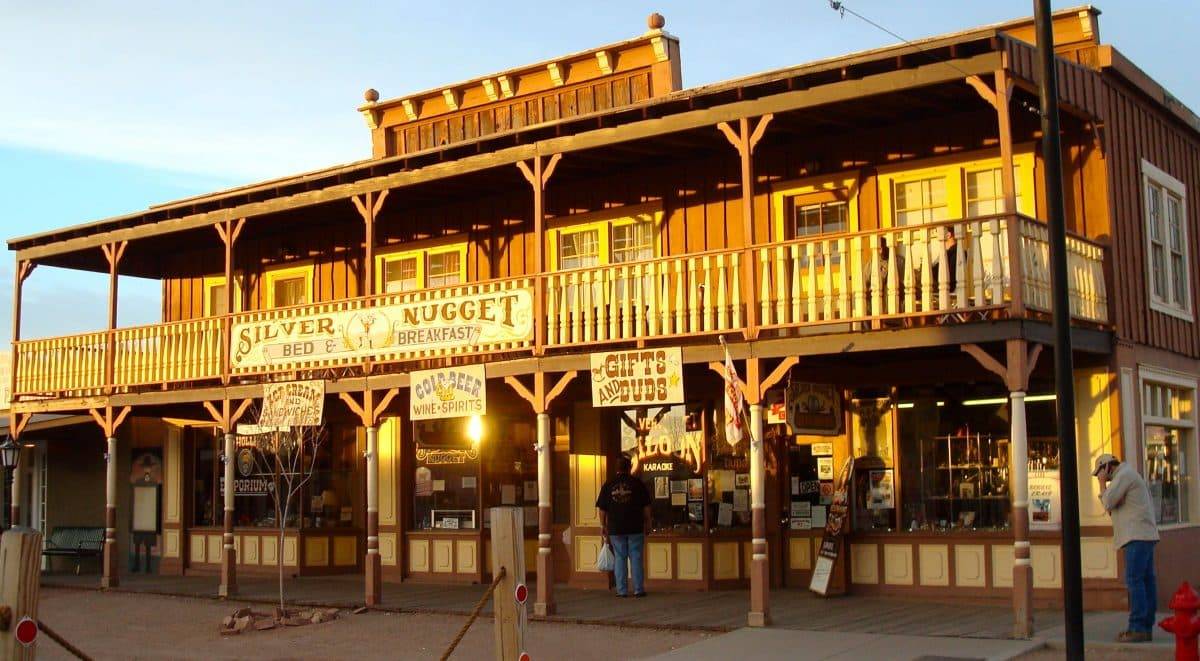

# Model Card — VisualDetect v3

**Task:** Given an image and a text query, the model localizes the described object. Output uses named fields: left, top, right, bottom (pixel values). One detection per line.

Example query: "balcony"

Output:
left=11, top=214, right=1108, bottom=402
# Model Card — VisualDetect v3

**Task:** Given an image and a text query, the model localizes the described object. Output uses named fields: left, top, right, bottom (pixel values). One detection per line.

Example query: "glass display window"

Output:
left=708, top=404, right=750, bottom=530
left=623, top=403, right=709, bottom=532
left=413, top=417, right=480, bottom=531
left=483, top=417, right=538, bottom=529
left=303, top=426, right=360, bottom=529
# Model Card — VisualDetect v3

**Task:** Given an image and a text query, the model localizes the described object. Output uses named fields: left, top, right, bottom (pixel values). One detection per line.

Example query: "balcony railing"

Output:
left=11, top=213, right=1108, bottom=401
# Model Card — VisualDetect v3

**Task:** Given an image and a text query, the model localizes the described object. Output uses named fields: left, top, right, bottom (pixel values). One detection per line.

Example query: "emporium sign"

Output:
left=230, top=288, right=534, bottom=370
left=589, top=347, right=684, bottom=407
left=410, top=365, right=487, bottom=420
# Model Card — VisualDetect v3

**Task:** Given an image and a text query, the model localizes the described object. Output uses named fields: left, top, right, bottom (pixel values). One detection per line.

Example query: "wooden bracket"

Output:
left=203, top=398, right=254, bottom=433
left=100, top=241, right=128, bottom=270
left=15, top=261, right=35, bottom=285
left=717, top=114, right=774, bottom=157
left=339, top=387, right=399, bottom=427
left=516, top=153, right=562, bottom=189
left=8, top=413, right=31, bottom=440
left=961, top=343, right=1007, bottom=383
left=504, top=371, right=577, bottom=414
left=214, top=218, right=246, bottom=247
left=352, top=190, right=390, bottom=222
left=962, top=341, right=1043, bottom=392
left=88, top=405, right=132, bottom=438
left=760, top=356, right=798, bottom=396
left=965, top=75, right=998, bottom=111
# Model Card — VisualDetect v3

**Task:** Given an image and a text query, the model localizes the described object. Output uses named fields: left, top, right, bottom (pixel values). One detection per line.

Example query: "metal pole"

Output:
left=1033, top=2, right=1084, bottom=658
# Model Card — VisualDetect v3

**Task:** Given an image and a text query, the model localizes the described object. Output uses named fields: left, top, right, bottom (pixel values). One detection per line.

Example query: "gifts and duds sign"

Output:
left=410, top=364, right=487, bottom=420
left=589, top=347, right=684, bottom=407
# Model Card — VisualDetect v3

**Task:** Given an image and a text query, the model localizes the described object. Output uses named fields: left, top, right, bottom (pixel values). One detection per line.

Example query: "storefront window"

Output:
left=896, top=391, right=1059, bottom=532
left=624, top=403, right=718, bottom=532
left=484, top=418, right=538, bottom=529
left=708, top=405, right=750, bottom=530
left=192, top=432, right=217, bottom=527
left=303, top=426, right=359, bottom=529
left=1142, top=377, right=1195, bottom=524
left=413, top=418, right=480, bottom=531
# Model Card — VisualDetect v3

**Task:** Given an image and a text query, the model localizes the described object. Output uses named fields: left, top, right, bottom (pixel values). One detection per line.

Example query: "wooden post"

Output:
left=338, top=387, right=398, bottom=606
left=489, top=506, right=527, bottom=661
left=100, top=242, right=127, bottom=393
left=214, top=219, right=245, bottom=385
left=503, top=370, right=576, bottom=616
left=996, top=68, right=1023, bottom=318
left=718, top=115, right=772, bottom=340
left=960, top=340, right=1041, bottom=639
left=104, top=434, right=119, bottom=589
left=517, top=153, right=561, bottom=355
left=5, top=416, right=30, bottom=528
left=0, top=528, right=42, bottom=661
left=352, top=190, right=389, bottom=297
left=9, top=448, right=26, bottom=528
left=9, top=260, right=34, bottom=402
left=202, top=397, right=253, bottom=598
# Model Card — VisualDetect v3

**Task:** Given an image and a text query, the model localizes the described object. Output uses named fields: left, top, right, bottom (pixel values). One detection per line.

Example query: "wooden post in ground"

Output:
left=503, top=370, right=576, bottom=616
left=202, top=397, right=254, bottom=598
left=489, top=506, right=527, bottom=661
left=339, top=387, right=399, bottom=606
left=6, top=416, right=30, bottom=530
left=0, top=528, right=42, bottom=661
left=88, top=405, right=131, bottom=589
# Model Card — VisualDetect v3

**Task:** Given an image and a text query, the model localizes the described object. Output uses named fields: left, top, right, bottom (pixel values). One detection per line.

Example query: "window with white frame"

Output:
left=1142, top=160, right=1192, bottom=319
left=1141, top=369, right=1197, bottom=525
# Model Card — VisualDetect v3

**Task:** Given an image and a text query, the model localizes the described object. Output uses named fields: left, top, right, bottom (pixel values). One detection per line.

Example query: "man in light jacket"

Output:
left=1094, top=453, right=1160, bottom=643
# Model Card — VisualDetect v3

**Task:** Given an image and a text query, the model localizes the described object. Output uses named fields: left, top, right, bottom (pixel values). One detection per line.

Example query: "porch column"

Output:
left=103, top=435, right=119, bottom=588
left=748, top=402, right=769, bottom=627
left=220, top=431, right=237, bottom=597
left=10, top=446, right=27, bottom=527
left=1010, top=390, right=1034, bottom=637
left=366, top=424, right=381, bottom=606
left=535, top=411, right=553, bottom=616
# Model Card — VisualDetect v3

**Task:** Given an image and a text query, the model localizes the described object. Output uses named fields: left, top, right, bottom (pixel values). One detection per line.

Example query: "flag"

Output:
left=721, top=337, right=745, bottom=447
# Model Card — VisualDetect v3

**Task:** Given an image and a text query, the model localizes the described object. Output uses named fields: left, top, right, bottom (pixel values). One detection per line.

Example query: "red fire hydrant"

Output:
left=1160, top=581, right=1200, bottom=661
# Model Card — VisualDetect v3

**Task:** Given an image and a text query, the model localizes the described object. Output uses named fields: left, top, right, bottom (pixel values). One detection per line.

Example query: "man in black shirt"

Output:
left=595, top=455, right=652, bottom=597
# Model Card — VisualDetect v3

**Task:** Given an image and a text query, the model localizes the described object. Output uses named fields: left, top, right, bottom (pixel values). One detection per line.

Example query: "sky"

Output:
left=1, top=0, right=1197, bottom=340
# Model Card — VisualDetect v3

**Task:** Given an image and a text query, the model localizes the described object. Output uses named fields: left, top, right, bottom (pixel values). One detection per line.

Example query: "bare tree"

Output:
left=239, top=412, right=325, bottom=612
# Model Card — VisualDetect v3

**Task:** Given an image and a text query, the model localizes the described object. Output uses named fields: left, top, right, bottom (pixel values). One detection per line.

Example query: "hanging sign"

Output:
left=810, top=456, right=853, bottom=596
left=589, top=347, right=684, bottom=407
left=230, top=288, right=534, bottom=371
left=410, top=365, right=487, bottom=420
left=787, top=383, right=842, bottom=435
left=260, top=380, right=325, bottom=426
left=765, top=389, right=786, bottom=424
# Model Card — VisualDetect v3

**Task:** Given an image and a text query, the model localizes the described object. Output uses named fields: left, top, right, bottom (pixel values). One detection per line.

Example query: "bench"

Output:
left=42, top=527, right=104, bottom=574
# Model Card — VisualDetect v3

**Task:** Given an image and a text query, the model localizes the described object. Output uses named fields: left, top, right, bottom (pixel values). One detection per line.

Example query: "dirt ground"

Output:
left=35, top=587, right=710, bottom=660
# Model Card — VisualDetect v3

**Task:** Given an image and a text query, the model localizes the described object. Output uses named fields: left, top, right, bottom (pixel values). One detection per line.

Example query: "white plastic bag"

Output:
left=595, top=542, right=615, bottom=572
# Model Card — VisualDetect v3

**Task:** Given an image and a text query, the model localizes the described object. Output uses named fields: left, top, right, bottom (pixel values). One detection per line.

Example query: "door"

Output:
left=782, top=443, right=822, bottom=587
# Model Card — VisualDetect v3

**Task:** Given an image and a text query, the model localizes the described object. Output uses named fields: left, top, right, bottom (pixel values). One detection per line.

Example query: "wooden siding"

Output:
left=1100, top=74, right=1200, bottom=357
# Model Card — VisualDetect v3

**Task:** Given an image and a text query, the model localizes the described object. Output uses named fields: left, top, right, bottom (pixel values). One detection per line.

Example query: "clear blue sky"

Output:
left=1, top=0, right=1196, bottom=339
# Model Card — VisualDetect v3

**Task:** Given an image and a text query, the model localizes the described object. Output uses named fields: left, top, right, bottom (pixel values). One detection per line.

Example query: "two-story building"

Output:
left=7, top=6, right=1199, bottom=631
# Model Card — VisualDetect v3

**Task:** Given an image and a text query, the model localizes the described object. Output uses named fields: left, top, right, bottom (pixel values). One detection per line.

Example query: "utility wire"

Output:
left=827, top=1, right=1041, bottom=117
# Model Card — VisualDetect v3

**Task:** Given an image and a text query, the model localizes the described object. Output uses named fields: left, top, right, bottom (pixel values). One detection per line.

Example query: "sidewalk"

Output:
left=1040, top=609, right=1174, bottom=652
left=649, top=628, right=1043, bottom=660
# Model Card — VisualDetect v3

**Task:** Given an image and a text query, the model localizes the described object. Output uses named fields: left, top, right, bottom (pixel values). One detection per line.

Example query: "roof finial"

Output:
left=363, top=88, right=380, bottom=103
left=647, top=12, right=665, bottom=31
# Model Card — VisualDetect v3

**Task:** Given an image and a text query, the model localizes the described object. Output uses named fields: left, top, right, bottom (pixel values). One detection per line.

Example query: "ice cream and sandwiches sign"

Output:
left=230, top=289, right=533, bottom=371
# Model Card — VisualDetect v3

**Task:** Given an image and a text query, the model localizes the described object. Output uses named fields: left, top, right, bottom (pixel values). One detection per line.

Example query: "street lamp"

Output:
left=0, top=435, right=18, bottom=529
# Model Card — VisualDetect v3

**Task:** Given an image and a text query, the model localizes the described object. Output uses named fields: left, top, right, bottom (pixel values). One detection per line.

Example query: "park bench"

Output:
left=42, top=526, right=104, bottom=574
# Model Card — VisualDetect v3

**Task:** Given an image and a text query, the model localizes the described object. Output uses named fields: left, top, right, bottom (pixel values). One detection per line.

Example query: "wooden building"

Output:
left=8, top=7, right=1200, bottom=632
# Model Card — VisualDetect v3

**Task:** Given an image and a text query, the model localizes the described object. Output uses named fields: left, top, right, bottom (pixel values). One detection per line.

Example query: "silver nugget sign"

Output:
left=230, top=289, right=533, bottom=371
left=590, top=347, right=684, bottom=407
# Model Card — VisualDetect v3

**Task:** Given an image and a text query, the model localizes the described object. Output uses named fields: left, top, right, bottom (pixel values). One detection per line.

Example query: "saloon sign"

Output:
left=230, top=288, right=534, bottom=371
left=589, top=347, right=684, bottom=407
left=410, top=365, right=487, bottom=420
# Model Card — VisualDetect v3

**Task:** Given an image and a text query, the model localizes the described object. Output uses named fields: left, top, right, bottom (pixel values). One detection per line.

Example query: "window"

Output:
left=412, top=418, right=481, bottom=531
left=264, top=264, right=314, bottom=309
left=202, top=275, right=244, bottom=316
left=1141, top=369, right=1197, bottom=525
left=770, top=175, right=860, bottom=243
left=965, top=166, right=1024, bottom=217
left=1142, top=160, right=1191, bottom=319
left=376, top=243, right=467, bottom=294
left=548, top=207, right=661, bottom=270
left=894, top=177, right=949, bottom=226
left=791, top=199, right=848, bottom=238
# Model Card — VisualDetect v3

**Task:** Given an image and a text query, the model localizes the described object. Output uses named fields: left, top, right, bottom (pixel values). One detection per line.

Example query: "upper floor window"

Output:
left=878, top=150, right=1035, bottom=227
left=965, top=167, right=1022, bottom=217
left=894, top=176, right=949, bottom=226
left=548, top=206, right=661, bottom=270
left=1142, top=160, right=1191, bottom=319
left=790, top=195, right=848, bottom=238
left=202, top=275, right=244, bottom=316
left=377, top=243, right=467, bottom=294
left=264, top=264, right=313, bottom=309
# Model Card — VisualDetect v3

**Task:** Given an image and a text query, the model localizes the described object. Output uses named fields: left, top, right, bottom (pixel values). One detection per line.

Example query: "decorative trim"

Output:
left=595, top=50, right=613, bottom=75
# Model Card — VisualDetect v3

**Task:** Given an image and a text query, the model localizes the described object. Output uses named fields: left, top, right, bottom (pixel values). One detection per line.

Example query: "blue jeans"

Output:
left=609, top=534, right=645, bottom=596
left=1124, top=540, right=1158, bottom=633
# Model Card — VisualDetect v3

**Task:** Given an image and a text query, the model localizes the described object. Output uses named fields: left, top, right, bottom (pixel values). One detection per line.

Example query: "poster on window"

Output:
left=589, top=347, right=684, bottom=407
left=410, top=365, right=486, bottom=420
left=867, top=469, right=895, bottom=511
left=1028, top=470, right=1061, bottom=531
